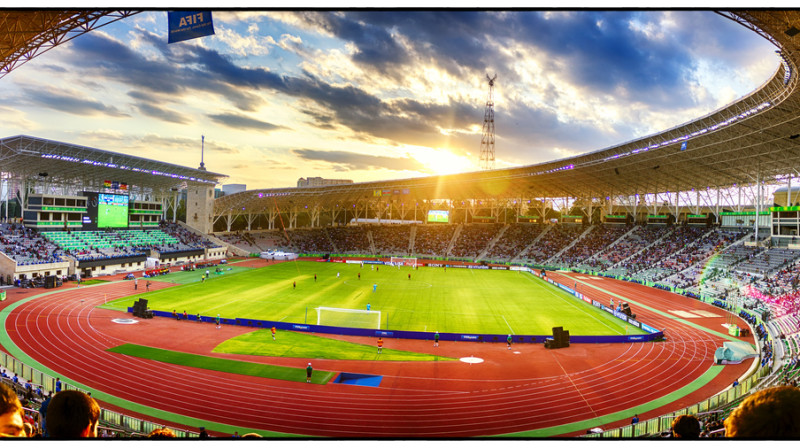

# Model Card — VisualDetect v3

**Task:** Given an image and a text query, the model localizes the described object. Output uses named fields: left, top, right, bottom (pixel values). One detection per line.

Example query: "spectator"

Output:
left=670, top=414, right=701, bottom=438
left=148, top=426, right=176, bottom=438
left=39, top=391, right=52, bottom=437
left=0, top=383, right=25, bottom=437
left=46, top=390, right=100, bottom=439
left=725, top=385, right=800, bottom=438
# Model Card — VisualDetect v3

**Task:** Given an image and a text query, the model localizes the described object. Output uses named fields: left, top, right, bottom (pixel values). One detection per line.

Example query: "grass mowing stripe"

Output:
left=215, top=329, right=457, bottom=362
left=108, top=343, right=336, bottom=384
left=102, top=261, right=646, bottom=336
left=490, top=365, right=725, bottom=437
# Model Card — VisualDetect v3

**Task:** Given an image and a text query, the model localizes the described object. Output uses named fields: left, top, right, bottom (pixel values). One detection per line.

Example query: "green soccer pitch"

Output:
left=101, top=261, right=645, bottom=336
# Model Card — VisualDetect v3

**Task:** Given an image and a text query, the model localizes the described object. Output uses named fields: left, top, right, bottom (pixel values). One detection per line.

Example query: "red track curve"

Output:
left=2, top=268, right=754, bottom=437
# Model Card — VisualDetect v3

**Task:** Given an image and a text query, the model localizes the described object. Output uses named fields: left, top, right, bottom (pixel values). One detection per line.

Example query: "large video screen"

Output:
left=427, top=210, right=449, bottom=223
left=97, top=193, right=129, bottom=228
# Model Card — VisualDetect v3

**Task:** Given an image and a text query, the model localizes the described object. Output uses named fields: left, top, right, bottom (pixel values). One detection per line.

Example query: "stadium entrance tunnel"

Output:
left=333, top=372, right=383, bottom=387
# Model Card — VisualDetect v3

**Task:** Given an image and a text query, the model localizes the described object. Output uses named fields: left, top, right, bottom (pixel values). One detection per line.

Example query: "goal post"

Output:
left=316, top=306, right=381, bottom=329
left=390, top=256, right=417, bottom=267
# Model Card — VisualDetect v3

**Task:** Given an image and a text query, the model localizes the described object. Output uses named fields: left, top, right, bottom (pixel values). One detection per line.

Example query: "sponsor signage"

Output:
left=376, top=331, right=394, bottom=337
left=626, top=317, right=641, bottom=328
left=292, top=325, right=310, bottom=331
left=641, top=323, right=659, bottom=334
left=613, top=310, right=628, bottom=320
left=168, top=11, right=215, bottom=43
left=461, top=335, right=479, bottom=341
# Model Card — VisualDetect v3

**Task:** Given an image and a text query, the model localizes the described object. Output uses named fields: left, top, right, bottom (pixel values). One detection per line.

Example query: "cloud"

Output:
left=23, top=87, right=129, bottom=117
left=207, top=113, right=286, bottom=132
left=291, top=148, right=427, bottom=172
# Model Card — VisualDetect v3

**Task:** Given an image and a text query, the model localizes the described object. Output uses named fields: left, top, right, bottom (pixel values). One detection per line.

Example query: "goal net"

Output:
left=316, top=307, right=381, bottom=329
left=390, top=256, right=417, bottom=267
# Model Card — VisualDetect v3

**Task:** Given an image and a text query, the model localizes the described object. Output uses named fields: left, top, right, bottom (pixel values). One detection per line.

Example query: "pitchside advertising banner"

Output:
left=168, top=11, right=215, bottom=44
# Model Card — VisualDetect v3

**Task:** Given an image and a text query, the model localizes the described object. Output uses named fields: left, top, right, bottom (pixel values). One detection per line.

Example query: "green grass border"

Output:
left=108, top=343, right=336, bottom=384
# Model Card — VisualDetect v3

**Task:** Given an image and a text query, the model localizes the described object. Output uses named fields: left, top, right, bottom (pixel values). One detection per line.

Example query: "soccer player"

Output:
left=434, top=331, right=439, bottom=347
left=358, top=272, right=361, bottom=280
left=314, top=274, right=317, bottom=282
left=337, top=272, right=340, bottom=278
left=408, top=273, right=411, bottom=280
left=306, top=363, right=313, bottom=383
left=271, top=326, right=276, bottom=340
left=507, top=334, right=512, bottom=350
left=215, top=314, right=221, bottom=329
left=367, top=303, right=371, bottom=311
left=293, top=281, right=296, bottom=289
left=373, top=284, right=377, bottom=293
left=377, top=337, right=383, bottom=354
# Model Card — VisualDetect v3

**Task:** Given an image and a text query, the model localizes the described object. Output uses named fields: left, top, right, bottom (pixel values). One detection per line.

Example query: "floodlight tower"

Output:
left=198, top=135, right=207, bottom=171
left=479, top=73, right=497, bottom=170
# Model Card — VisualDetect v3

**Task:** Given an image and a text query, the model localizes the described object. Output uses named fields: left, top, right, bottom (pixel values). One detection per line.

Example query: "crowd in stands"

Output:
left=483, top=223, right=543, bottom=261
left=371, top=225, right=412, bottom=256
left=159, top=222, right=220, bottom=252
left=281, top=228, right=334, bottom=254
left=449, top=223, right=503, bottom=259
left=550, top=224, right=631, bottom=270
left=413, top=225, right=457, bottom=256
left=518, top=225, right=584, bottom=263
left=216, top=232, right=262, bottom=254
left=327, top=226, right=372, bottom=254
left=0, top=224, right=63, bottom=265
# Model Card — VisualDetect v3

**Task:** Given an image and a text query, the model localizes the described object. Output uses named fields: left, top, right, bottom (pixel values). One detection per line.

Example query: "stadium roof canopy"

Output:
left=0, top=10, right=139, bottom=80
left=0, top=135, right=227, bottom=193
left=215, top=10, right=800, bottom=216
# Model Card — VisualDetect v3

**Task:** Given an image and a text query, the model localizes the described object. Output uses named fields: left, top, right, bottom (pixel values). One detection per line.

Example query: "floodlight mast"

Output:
left=199, top=135, right=206, bottom=171
left=479, top=73, right=497, bottom=170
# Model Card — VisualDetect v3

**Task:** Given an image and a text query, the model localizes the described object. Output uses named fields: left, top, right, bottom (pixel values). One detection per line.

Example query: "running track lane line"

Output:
left=1, top=280, right=736, bottom=438
left=0, top=286, right=296, bottom=437
left=566, top=274, right=753, bottom=346
left=492, top=364, right=724, bottom=437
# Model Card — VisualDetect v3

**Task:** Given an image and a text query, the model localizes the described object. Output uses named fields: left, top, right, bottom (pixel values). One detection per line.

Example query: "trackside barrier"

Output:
left=137, top=308, right=663, bottom=344
left=0, top=350, right=198, bottom=438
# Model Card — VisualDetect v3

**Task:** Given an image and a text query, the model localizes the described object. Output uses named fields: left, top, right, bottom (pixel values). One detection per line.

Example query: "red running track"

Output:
left=2, top=270, right=754, bottom=437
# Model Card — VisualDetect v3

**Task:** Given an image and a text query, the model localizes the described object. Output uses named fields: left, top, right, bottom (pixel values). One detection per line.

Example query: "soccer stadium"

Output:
left=1, top=9, right=799, bottom=439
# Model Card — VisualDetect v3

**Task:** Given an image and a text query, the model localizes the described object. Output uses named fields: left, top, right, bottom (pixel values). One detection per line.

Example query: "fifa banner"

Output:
left=168, top=11, right=215, bottom=44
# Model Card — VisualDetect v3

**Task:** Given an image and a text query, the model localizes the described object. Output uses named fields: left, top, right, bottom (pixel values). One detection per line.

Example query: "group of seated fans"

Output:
left=0, top=223, right=62, bottom=265
left=0, top=221, right=221, bottom=268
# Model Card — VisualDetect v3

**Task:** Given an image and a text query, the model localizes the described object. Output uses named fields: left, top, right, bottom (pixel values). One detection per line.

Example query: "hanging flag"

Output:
left=168, top=11, right=215, bottom=44
left=103, top=180, right=112, bottom=188
left=680, top=141, right=687, bottom=151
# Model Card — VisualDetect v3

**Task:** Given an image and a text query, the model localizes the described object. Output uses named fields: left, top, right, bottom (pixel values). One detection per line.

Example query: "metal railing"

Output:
left=0, top=350, right=198, bottom=438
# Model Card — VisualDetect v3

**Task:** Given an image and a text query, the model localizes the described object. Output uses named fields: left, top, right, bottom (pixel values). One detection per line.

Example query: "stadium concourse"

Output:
left=1, top=9, right=800, bottom=439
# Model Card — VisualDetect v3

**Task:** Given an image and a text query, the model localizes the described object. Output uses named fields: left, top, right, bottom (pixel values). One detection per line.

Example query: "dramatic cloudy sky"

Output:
left=0, top=9, right=778, bottom=189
